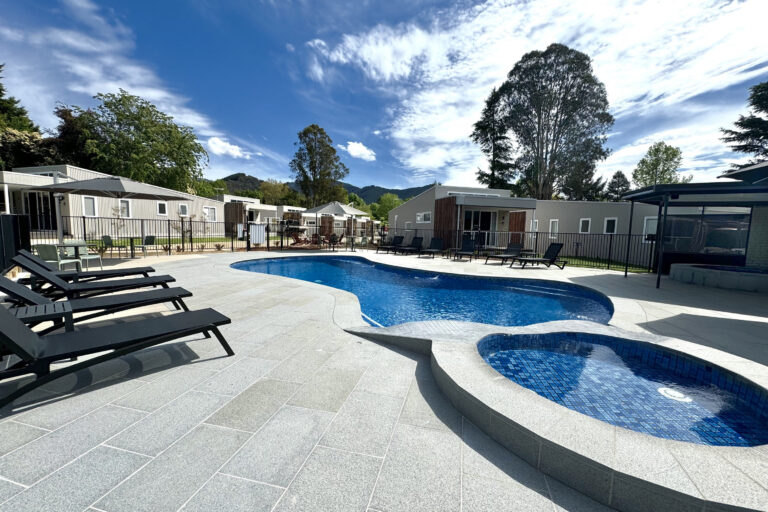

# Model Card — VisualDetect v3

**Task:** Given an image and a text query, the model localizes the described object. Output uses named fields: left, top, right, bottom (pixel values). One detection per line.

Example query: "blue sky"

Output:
left=1, top=0, right=767, bottom=189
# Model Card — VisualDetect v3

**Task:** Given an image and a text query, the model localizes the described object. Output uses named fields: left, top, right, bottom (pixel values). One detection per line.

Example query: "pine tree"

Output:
left=721, top=81, right=768, bottom=167
left=605, top=171, right=631, bottom=201
left=0, top=64, right=38, bottom=133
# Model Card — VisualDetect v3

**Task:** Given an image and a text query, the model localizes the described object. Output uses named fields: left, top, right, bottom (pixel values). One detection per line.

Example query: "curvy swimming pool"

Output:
left=231, top=256, right=613, bottom=327
left=478, top=332, right=768, bottom=446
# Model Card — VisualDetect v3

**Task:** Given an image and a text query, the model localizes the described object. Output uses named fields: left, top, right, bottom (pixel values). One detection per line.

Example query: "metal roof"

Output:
left=718, top=160, right=768, bottom=184
left=621, top=181, right=768, bottom=206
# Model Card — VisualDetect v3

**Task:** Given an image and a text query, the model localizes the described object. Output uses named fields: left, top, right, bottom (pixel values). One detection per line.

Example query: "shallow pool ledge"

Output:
left=348, top=320, right=768, bottom=512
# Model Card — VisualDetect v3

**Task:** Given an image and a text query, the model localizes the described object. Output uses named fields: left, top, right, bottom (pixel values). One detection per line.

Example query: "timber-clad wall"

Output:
left=434, top=196, right=456, bottom=249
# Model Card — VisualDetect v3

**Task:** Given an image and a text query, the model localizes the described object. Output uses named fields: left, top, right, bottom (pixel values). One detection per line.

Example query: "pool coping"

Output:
left=347, top=320, right=768, bottom=512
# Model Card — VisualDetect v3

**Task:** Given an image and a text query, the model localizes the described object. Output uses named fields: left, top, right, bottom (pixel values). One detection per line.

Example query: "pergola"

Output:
left=621, top=180, right=768, bottom=288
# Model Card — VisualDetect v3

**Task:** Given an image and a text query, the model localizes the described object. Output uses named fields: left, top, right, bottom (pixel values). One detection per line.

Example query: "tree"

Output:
left=68, top=89, right=208, bottom=191
left=0, top=128, right=56, bottom=171
left=50, top=105, right=96, bottom=169
left=289, top=124, right=349, bottom=207
left=348, top=192, right=372, bottom=215
left=191, top=178, right=227, bottom=198
left=497, top=43, right=613, bottom=199
left=605, top=171, right=631, bottom=201
left=721, top=81, right=768, bottom=167
left=373, top=193, right=403, bottom=222
left=0, top=64, right=38, bottom=133
left=560, top=161, right=605, bottom=201
left=632, top=141, right=691, bottom=187
left=260, top=179, right=292, bottom=205
left=471, top=87, right=514, bottom=188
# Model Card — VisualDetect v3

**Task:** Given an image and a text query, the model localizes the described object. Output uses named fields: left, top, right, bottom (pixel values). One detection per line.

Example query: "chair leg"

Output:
left=211, top=327, right=235, bottom=356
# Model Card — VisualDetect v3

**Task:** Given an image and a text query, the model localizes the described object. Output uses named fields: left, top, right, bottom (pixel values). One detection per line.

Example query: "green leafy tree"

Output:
left=348, top=192, right=372, bottom=215
left=471, top=86, right=514, bottom=188
left=498, top=44, right=613, bottom=199
left=70, top=89, right=208, bottom=191
left=191, top=178, right=227, bottom=198
left=289, top=124, right=349, bottom=207
left=0, top=64, right=38, bottom=133
left=605, top=171, right=631, bottom=201
left=0, top=128, right=56, bottom=171
left=259, top=179, right=292, bottom=205
left=50, top=105, right=96, bottom=168
left=374, top=193, right=403, bottom=222
left=560, top=161, right=605, bottom=201
left=721, top=81, right=768, bottom=167
left=632, top=141, right=691, bottom=187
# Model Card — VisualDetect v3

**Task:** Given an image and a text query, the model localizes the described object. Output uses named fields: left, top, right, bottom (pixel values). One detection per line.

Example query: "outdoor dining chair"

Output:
left=33, top=244, right=80, bottom=272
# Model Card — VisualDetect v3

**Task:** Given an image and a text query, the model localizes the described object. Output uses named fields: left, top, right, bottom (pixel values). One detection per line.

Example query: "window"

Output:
left=307, top=220, right=316, bottom=226
left=119, top=199, right=131, bottom=218
left=462, top=210, right=496, bottom=231
left=549, top=219, right=559, bottom=238
left=404, top=221, right=412, bottom=230
left=604, top=217, right=618, bottom=234
left=579, top=218, right=591, bottom=234
left=157, top=202, right=168, bottom=216
left=334, top=221, right=341, bottom=227
left=203, top=206, right=217, bottom=221
left=416, top=211, right=432, bottom=223
left=82, top=196, right=97, bottom=217
left=178, top=203, right=189, bottom=217
left=643, top=216, right=658, bottom=242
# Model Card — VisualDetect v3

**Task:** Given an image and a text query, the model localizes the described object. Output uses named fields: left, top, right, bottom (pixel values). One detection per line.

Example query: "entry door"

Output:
left=508, top=211, right=526, bottom=244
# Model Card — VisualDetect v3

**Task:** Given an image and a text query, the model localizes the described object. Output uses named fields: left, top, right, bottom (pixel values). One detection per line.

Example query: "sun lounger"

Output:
left=485, top=243, right=523, bottom=265
left=376, top=235, right=404, bottom=254
left=453, top=238, right=476, bottom=261
left=12, top=255, right=174, bottom=300
left=16, top=249, right=154, bottom=282
left=510, top=243, right=567, bottom=269
left=396, top=237, right=423, bottom=255
left=0, top=305, right=233, bottom=408
left=418, top=238, right=444, bottom=258
left=0, top=276, right=193, bottom=334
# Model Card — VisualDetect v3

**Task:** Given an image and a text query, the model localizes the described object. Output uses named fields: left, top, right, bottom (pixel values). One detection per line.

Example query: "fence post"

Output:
left=180, top=218, right=185, bottom=252
left=189, top=221, right=194, bottom=251
left=230, top=223, right=235, bottom=252
left=607, top=234, right=613, bottom=270
left=81, top=216, right=86, bottom=242
left=167, top=219, right=171, bottom=255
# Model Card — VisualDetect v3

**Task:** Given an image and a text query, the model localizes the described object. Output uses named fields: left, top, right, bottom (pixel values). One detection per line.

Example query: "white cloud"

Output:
left=307, top=0, right=768, bottom=185
left=207, top=137, right=251, bottom=159
left=373, top=129, right=382, bottom=136
left=338, top=141, right=376, bottom=161
left=285, top=43, right=295, bottom=52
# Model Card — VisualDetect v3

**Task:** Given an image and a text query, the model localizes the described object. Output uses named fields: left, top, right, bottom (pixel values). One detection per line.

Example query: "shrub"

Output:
left=214, top=243, right=225, bottom=251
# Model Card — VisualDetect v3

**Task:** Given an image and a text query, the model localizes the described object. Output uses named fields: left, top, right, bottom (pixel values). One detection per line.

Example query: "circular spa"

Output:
left=232, top=256, right=613, bottom=327
left=477, top=332, right=768, bottom=446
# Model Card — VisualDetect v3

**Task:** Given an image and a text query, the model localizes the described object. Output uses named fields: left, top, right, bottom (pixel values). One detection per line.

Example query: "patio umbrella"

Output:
left=30, top=176, right=188, bottom=243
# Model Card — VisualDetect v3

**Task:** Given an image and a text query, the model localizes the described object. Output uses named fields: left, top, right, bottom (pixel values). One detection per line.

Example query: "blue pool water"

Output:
left=231, top=256, right=613, bottom=327
left=478, top=333, right=768, bottom=446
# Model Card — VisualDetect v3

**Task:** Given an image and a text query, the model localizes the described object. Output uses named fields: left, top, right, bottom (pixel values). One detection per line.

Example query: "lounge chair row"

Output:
left=376, top=237, right=567, bottom=269
left=0, top=249, right=234, bottom=408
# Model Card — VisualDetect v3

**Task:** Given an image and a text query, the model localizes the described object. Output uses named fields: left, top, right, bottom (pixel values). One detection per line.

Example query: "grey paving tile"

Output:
left=0, top=421, right=48, bottom=457
left=323, top=339, right=379, bottom=371
left=113, top=367, right=217, bottom=412
left=355, top=359, right=415, bottom=398
left=267, top=349, right=335, bottom=383
left=14, top=378, right=144, bottom=430
left=0, top=446, right=149, bottom=512
left=206, top=379, right=301, bottom=432
left=107, top=390, right=228, bottom=456
left=288, top=367, right=363, bottom=412
left=222, top=405, right=335, bottom=487
left=182, top=473, right=283, bottom=512
left=462, top=473, right=553, bottom=511
left=399, top=376, right=461, bottom=434
left=194, top=357, right=279, bottom=396
left=96, top=424, right=249, bottom=512
left=320, top=390, right=402, bottom=457
left=0, top=405, right=144, bottom=486
left=0, top=479, right=23, bottom=503
left=273, top=445, right=381, bottom=512
left=370, top=424, right=461, bottom=512
left=461, top=419, right=547, bottom=491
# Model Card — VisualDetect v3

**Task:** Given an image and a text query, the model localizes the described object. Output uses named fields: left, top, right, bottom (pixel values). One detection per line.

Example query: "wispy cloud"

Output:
left=307, top=0, right=768, bottom=185
left=338, top=141, right=376, bottom=161
left=207, top=137, right=251, bottom=159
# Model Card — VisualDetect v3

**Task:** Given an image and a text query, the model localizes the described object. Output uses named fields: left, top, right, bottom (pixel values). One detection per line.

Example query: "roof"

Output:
left=718, top=160, right=768, bottom=184
left=304, top=201, right=368, bottom=216
left=622, top=181, right=768, bottom=206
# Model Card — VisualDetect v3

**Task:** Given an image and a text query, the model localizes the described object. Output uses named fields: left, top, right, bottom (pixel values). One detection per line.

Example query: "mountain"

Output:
left=221, top=173, right=432, bottom=203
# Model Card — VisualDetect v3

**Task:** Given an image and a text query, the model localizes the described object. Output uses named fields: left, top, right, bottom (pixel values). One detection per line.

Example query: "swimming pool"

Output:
left=478, top=332, right=768, bottom=446
left=232, top=256, right=613, bottom=327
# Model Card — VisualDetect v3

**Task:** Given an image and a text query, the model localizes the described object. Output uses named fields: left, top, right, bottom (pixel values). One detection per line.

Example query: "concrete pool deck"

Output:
left=0, top=249, right=766, bottom=511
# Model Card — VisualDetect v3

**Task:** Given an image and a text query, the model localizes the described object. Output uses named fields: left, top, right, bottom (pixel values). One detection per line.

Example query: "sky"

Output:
left=1, top=0, right=767, bottom=189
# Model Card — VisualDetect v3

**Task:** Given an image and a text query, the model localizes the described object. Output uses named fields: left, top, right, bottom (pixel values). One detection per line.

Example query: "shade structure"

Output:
left=304, top=201, right=368, bottom=217
left=718, top=160, right=768, bottom=184
left=30, top=176, right=188, bottom=201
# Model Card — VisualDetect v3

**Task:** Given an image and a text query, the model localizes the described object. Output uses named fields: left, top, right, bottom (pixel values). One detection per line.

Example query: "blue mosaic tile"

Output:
left=477, top=333, right=768, bottom=447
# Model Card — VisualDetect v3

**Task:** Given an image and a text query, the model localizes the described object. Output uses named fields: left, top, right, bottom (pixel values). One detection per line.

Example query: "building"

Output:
left=1, top=165, right=225, bottom=237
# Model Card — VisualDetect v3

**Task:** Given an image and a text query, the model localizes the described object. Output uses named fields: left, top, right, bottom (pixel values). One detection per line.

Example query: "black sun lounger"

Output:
left=16, top=249, right=154, bottom=282
left=510, top=243, right=567, bottom=269
left=0, top=305, right=233, bottom=408
left=453, top=238, right=476, bottom=261
left=396, top=237, right=423, bottom=255
left=376, top=235, right=404, bottom=254
left=419, top=238, right=443, bottom=258
left=0, top=276, right=192, bottom=334
left=485, top=243, right=523, bottom=265
left=12, top=255, right=174, bottom=300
